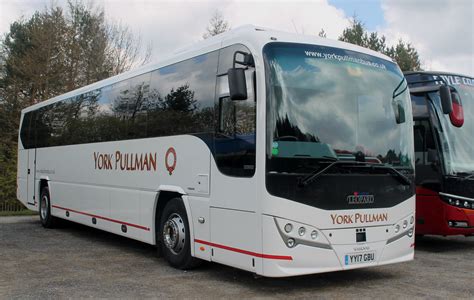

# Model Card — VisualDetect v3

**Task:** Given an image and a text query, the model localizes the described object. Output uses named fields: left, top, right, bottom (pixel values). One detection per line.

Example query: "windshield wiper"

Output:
left=455, top=172, right=474, bottom=180
left=299, top=160, right=350, bottom=187
left=298, top=161, right=412, bottom=188
left=368, top=165, right=412, bottom=186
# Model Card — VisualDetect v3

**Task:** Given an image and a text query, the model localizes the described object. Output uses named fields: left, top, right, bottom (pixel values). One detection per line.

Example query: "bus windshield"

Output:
left=263, top=43, right=414, bottom=209
left=264, top=43, right=413, bottom=169
left=429, top=76, right=474, bottom=175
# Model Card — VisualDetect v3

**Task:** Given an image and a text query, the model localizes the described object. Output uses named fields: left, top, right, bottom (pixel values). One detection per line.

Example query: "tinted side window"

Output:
left=101, top=81, right=132, bottom=141
left=35, top=104, right=55, bottom=148
left=127, top=74, right=151, bottom=139
left=28, top=52, right=218, bottom=147
left=411, top=94, right=429, bottom=118
left=20, top=112, right=33, bottom=149
left=414, top=119, right=436, bottom=165
left=147, top=51, right=218, bottom=138
left=215, top=44, right=256, bottom=177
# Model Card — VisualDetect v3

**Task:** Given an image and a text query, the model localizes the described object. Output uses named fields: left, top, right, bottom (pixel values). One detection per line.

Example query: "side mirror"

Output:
left=449, top=90, right=464, bottom=127
left=439, top=85, right=453, bottom=114
left=228, top=68, right=247, bottom=100
left=395, top=103, right=406, bottom=124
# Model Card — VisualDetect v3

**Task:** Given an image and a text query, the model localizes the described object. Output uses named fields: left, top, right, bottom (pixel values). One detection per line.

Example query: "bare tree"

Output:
left=106, top=22, right=152, bottom=75
left=203, top=10, right=230, bottom=39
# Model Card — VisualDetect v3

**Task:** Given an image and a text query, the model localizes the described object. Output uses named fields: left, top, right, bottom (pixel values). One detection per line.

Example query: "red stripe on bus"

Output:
left=52, top=205, right=150, bottom=231
left=194, top=239, right=293, bottom=261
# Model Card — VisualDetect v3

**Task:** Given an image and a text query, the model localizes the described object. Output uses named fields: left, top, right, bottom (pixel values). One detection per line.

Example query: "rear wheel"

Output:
left=159, top=198, right=201, bottom=269
left=39, top=187, right=56, bottom=228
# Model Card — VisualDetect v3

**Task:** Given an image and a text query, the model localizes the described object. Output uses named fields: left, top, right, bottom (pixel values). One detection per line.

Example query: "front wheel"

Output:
left=39, top=187, right=56, bottom=228
left=159, top=198, right=201, bottom=269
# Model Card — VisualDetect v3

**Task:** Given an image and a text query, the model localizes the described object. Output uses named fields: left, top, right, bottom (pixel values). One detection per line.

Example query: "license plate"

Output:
left=344, top=251, right=376, bottom=265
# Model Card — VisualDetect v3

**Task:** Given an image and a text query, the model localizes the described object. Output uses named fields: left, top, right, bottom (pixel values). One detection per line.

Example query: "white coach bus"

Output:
left=17, top=26, right=415, bottom=277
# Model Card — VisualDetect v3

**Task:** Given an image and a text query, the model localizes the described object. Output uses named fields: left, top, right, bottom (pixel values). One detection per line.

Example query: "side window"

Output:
left=215, top=44, right=256, bottom=177
left=148, top=51, right=218, bottom=138
left=108, top=81, right=131, bottom=141
left=414, top=119, right=436, bottom=165
left=35, top=105, right=55, bottom=148
left=47, top=101, right=67, bottom=146
left=127, top=74, right=151, bottom=139
left=411, top=94, right=429, bottom=118
left=20, top=112, right=32, bottom=149
left=91, top=85, right=122, bottom=142
left=73, top=91, right=102, bottom=144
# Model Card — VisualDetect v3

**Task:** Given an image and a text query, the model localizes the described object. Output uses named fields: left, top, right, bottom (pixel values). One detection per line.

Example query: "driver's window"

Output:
left=214, top=44, right=256, bottom=177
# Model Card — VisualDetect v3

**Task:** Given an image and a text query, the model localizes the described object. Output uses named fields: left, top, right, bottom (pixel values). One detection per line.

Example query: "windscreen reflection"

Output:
left=430, top=78, right=474, bottom=174
left=265, top=43, right=414, bottom=171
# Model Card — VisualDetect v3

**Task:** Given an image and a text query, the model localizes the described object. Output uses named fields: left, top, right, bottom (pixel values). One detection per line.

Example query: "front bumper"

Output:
left=260, top=215, right=415, bottom=277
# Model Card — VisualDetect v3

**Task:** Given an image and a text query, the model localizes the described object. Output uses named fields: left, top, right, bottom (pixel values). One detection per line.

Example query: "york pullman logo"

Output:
left=331, top=213, right=388, bottom=225
left=347, top=192, right=375, bottom=204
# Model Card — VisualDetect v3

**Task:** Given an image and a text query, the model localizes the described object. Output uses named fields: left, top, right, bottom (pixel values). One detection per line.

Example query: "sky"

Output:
left=0, top=0, right=472, bottom=75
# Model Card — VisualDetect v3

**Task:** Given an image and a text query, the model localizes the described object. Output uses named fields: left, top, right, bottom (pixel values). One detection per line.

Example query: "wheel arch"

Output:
left=39, top=177, right=50, bottom=202
left=154, top=185, right=194, bottom=255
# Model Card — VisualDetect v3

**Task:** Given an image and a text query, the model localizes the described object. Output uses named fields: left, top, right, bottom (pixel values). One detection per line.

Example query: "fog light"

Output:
left=287, top=238, right=295, bottom=248
left=408, top=229, right=414, bottom=237
left=448, top=198, right=454, bottom=205
left=403, top=220, right=408, bottom=229
left=284, top=223, right=293, bottom=233
left=448, top=221, right=453, bottom=227
left=311, top=230, right=318, bottom=240
left=298, top=227, right=306, bottom=236
left=395, top=224, right=400, bottom=233
left=453, top=221, right=468, bottom=228
left=410, top=216, right=414, bottom=224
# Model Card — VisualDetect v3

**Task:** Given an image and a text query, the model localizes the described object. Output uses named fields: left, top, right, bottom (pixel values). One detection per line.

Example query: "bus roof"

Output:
left=22, top=24, right=395, bottom=113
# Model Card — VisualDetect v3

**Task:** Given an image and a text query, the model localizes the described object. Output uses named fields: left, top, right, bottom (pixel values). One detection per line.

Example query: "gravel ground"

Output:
left=0, top=216, right=473, bottom=299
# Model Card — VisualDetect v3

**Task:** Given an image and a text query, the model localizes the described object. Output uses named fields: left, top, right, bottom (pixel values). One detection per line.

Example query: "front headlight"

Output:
left=274, top=217, right=331, bottom=249
left=287, top=238, right=296, bottom=248
left=440, top=194, right=474, bottom=209
left=298, top=227, right=306, bottom=236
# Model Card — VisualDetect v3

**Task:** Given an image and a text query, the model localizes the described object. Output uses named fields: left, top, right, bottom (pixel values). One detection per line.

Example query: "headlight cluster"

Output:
left=394, top=214, right=415, bottom=237
left=442, top=195, right=474, bottom=210
left=274, top=217, right=331, bottom=249
left=283, top=223, right=319, bottom=248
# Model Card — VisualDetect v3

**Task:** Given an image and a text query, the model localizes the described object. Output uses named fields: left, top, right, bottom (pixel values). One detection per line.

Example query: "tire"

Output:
left=39, top=187, right=56, bottom=228
left=159, top=198, right=201, bottom=269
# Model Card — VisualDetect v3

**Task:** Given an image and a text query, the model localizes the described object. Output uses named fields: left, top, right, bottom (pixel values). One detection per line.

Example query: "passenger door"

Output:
left=209, top=44, right=259, bottom=272
left=26, top=148, right=36, bottom=205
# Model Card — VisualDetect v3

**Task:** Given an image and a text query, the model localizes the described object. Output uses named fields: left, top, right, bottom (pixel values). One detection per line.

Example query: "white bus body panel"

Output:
left=17, top=149, right=28, bottom=206
left=37, top=135, right=211, bottom=244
